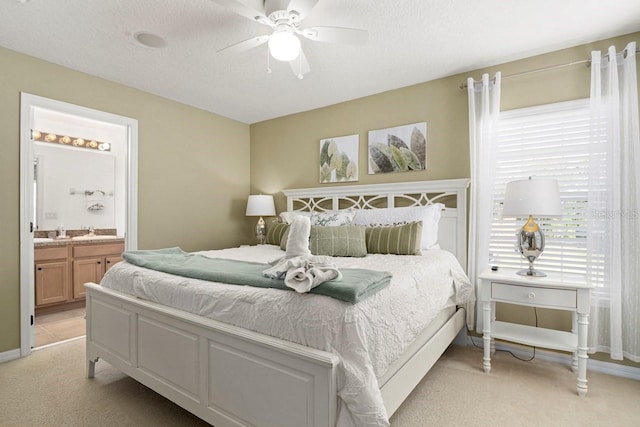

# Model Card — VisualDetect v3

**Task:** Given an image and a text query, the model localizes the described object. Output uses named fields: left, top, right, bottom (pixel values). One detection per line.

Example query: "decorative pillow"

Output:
left=309, top=225, right=367, bottom=257
left=265, top=222, right=289, bottom=246
left=279, top=228, right=289, bottom=250
left=280, top=209, right=355, bottom=226
left=365, top=221, right=423, bottom=256
left=353, top=204, right=444, bottom=250
left=310, top=209, right=355, bottom=226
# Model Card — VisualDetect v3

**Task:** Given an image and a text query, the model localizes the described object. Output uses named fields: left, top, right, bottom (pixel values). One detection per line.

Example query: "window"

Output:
left=489, top=98, right=604, bottom=281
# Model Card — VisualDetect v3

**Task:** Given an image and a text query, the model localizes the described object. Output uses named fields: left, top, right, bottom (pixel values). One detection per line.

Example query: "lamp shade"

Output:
left=246, top=195, right=276, bottom=217
left=502, top=178, right=562, bottom=217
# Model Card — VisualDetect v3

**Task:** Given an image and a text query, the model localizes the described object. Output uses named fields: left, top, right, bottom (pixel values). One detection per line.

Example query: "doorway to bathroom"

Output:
left=19, top=93, right=138, bottom=356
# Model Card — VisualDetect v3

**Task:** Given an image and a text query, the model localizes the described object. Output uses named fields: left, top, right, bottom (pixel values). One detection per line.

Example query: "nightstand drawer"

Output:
left=491, top=282, right=576, bottom=309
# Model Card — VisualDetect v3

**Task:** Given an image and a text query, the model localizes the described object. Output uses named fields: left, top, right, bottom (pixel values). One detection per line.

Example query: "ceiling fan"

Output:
left=212, top=0, right=368, bottom=79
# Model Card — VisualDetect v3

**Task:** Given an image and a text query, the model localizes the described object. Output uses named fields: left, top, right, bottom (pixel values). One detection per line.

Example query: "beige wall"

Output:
left=0, top=47, right=251, bottom=353
left=250, top=32, right=640, bottom=364
left=249, top=76, right=470, bottom=210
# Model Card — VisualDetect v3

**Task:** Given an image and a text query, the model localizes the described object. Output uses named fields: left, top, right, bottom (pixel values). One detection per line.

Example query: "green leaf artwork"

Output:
left=367, top=122, right=427, bottom=174
left=319, top=134, right=359, bottom=183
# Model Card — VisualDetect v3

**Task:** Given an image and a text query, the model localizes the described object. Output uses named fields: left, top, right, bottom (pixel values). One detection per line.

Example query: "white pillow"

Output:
left=280, top=209, right=355, bottom=226
left=352, top=204, right=444, bottom=250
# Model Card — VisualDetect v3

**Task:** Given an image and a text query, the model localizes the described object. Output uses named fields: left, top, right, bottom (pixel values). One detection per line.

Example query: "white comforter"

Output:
left=101, top=245, right=474, bottom=427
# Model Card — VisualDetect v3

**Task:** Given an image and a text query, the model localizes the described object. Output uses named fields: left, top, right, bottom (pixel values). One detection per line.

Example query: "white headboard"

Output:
left=282, top=179, right=470, bottom=269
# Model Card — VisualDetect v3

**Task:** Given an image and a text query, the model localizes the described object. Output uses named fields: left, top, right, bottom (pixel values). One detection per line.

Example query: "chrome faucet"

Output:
left=88, top=226, right=95, bottom=236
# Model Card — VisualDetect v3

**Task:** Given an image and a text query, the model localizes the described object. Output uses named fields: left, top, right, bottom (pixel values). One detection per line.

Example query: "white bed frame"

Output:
left=86, top=179, right=470, bottom=427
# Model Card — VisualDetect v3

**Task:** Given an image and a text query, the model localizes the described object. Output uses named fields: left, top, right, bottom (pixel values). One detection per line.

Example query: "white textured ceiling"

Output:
left=1, top=0, right=640, bottom=124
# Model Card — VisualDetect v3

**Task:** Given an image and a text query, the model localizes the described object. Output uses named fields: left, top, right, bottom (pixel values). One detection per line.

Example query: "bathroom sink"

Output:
left=34, top=237, right=54, bottom=243
left=71, top=235, right=119, bottom=241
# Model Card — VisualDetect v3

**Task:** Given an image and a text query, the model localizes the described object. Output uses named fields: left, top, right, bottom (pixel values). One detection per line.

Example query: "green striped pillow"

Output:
left=265, top=222, right=289, bottom=247
left=365, top=221, right=423, bottom=255
left=309, top=226, right=367, bottom=257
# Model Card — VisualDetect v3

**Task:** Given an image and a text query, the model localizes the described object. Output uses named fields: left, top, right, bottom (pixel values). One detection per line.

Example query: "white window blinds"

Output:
left=490, top=98, right=603, bottom=279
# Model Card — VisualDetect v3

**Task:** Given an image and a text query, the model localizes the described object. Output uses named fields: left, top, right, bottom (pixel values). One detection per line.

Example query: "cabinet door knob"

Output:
left=528, top=292, right=536, bottom=299
left=106, top=260, right=111, bottom=264
left=37, top=267, right=42, bottom=271
left=97, top=261, right=101, bottom=264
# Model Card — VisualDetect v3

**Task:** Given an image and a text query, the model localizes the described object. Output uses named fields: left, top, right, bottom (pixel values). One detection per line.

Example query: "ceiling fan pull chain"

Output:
left=266, top=47, right=272, bottom=74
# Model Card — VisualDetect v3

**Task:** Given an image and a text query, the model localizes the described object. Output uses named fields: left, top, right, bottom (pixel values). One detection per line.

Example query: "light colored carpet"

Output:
left=1, top=339, right=638, bottom=426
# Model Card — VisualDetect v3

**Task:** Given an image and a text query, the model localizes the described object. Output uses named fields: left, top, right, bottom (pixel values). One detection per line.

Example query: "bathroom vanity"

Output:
left=34, top=237, right=124, bottom=312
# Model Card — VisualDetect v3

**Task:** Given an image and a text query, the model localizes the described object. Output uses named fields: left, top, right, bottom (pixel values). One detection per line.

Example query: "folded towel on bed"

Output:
left=285, top=266, right=342, bottom=293
left=284, top=215, right=312, bottom=258
left=121, top=247, right=391, bottom=304
left=263, top=256, right=342, bottom=293
left=263, top=215, right=342, bottom=292
left=262, top=256, right=342, bottom=293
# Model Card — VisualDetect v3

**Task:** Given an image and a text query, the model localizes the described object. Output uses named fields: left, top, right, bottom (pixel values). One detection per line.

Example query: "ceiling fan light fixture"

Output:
left=268, top=30, right=300, bottom=62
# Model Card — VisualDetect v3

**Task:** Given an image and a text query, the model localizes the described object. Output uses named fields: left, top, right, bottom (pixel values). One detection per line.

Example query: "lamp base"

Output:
left=255, top=216, right=266, bottom=245
left=516, top=268, right=547, bottom=277
left=516, top=216, right=547, bottom=277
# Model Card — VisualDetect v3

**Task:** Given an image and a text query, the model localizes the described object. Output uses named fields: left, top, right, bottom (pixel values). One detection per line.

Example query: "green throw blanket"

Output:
left=122, top=247, right=392, bottom=304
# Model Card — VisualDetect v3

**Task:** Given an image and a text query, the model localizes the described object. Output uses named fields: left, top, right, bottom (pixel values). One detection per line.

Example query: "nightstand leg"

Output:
left=576, top=313, right=589, bottom=396
left=571, top=311, right=578, bottom=373
left=482, top=300, right=492, bottom=373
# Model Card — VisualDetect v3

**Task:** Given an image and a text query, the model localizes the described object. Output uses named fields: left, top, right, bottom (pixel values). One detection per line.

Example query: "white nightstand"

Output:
left=479, top=267, right=594, bottom=396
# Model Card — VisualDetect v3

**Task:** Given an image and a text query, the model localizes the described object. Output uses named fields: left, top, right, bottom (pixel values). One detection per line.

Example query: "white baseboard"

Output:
left=456, top=336, right=640, bottom=381
left=0, top=348, right=21, bottom=363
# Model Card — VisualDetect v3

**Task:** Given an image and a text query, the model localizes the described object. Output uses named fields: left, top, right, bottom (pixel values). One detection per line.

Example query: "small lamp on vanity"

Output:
left=245, top=195, right=276, bottom=244
left=502, top=177, right=562, bottom=277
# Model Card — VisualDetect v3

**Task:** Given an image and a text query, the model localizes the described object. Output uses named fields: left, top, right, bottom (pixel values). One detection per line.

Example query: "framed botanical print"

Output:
left=368, top=122, right=426, bottom=174
left=319, top=134, right=359, bottom=183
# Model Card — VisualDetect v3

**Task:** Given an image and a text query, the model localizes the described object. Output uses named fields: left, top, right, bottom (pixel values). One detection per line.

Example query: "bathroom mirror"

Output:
left=33, top=143, right=117, bottom=231
left=31, top=106, right=129, bottom=236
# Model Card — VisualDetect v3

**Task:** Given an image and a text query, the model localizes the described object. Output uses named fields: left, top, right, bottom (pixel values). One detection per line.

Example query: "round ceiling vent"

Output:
left=133, top=32, right=167, bottom=49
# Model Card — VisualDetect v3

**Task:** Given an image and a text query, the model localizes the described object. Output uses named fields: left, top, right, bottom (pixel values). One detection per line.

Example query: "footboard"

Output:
left=85, top=282, right=340, bottom=427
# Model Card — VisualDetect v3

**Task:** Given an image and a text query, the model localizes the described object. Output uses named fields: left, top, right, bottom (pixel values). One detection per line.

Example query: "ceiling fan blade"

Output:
left=298, top=26, right=368, bottom=45
left=287, top=0, right=319, bottom=20
left=217, top=35, right=270, bottom=54
left=289, top=47, right=310, bottom=79
left=209, top=0, right=268, bottom=22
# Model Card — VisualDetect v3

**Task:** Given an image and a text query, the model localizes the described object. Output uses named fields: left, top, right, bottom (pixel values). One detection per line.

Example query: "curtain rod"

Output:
left=459, top=46, right=640, bottom=90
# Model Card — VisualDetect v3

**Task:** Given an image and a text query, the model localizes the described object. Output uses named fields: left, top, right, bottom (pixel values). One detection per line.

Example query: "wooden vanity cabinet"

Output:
left=72, top=243, right=124, bottom=299
left=34, top=246, right=70, bottom=306
left=35, top=241, right=124, bottom=308
left=72, top=259, right=104, bottom=299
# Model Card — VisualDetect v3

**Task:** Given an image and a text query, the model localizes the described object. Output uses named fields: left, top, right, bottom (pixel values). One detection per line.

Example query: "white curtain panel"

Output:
left=588, top=42, right=640, bottom=362
left=467, top=72, right=501, bottom=330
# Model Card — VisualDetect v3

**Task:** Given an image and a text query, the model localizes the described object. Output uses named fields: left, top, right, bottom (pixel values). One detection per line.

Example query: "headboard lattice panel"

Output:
left=282, top=179, right=470, bottom=270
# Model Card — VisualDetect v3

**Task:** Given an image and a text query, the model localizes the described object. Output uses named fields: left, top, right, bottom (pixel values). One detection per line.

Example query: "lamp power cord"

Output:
left=460, top=306, right=537, bottom=362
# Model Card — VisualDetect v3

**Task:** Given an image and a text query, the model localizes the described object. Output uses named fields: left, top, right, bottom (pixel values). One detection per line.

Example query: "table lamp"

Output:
left=502, top=177, right=562, bottom=277
left=245, top=195, right=276, bottom=244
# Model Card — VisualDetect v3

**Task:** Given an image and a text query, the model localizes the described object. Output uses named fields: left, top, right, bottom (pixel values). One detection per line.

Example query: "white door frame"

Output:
left=19, top=93, right=138, bottom=356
